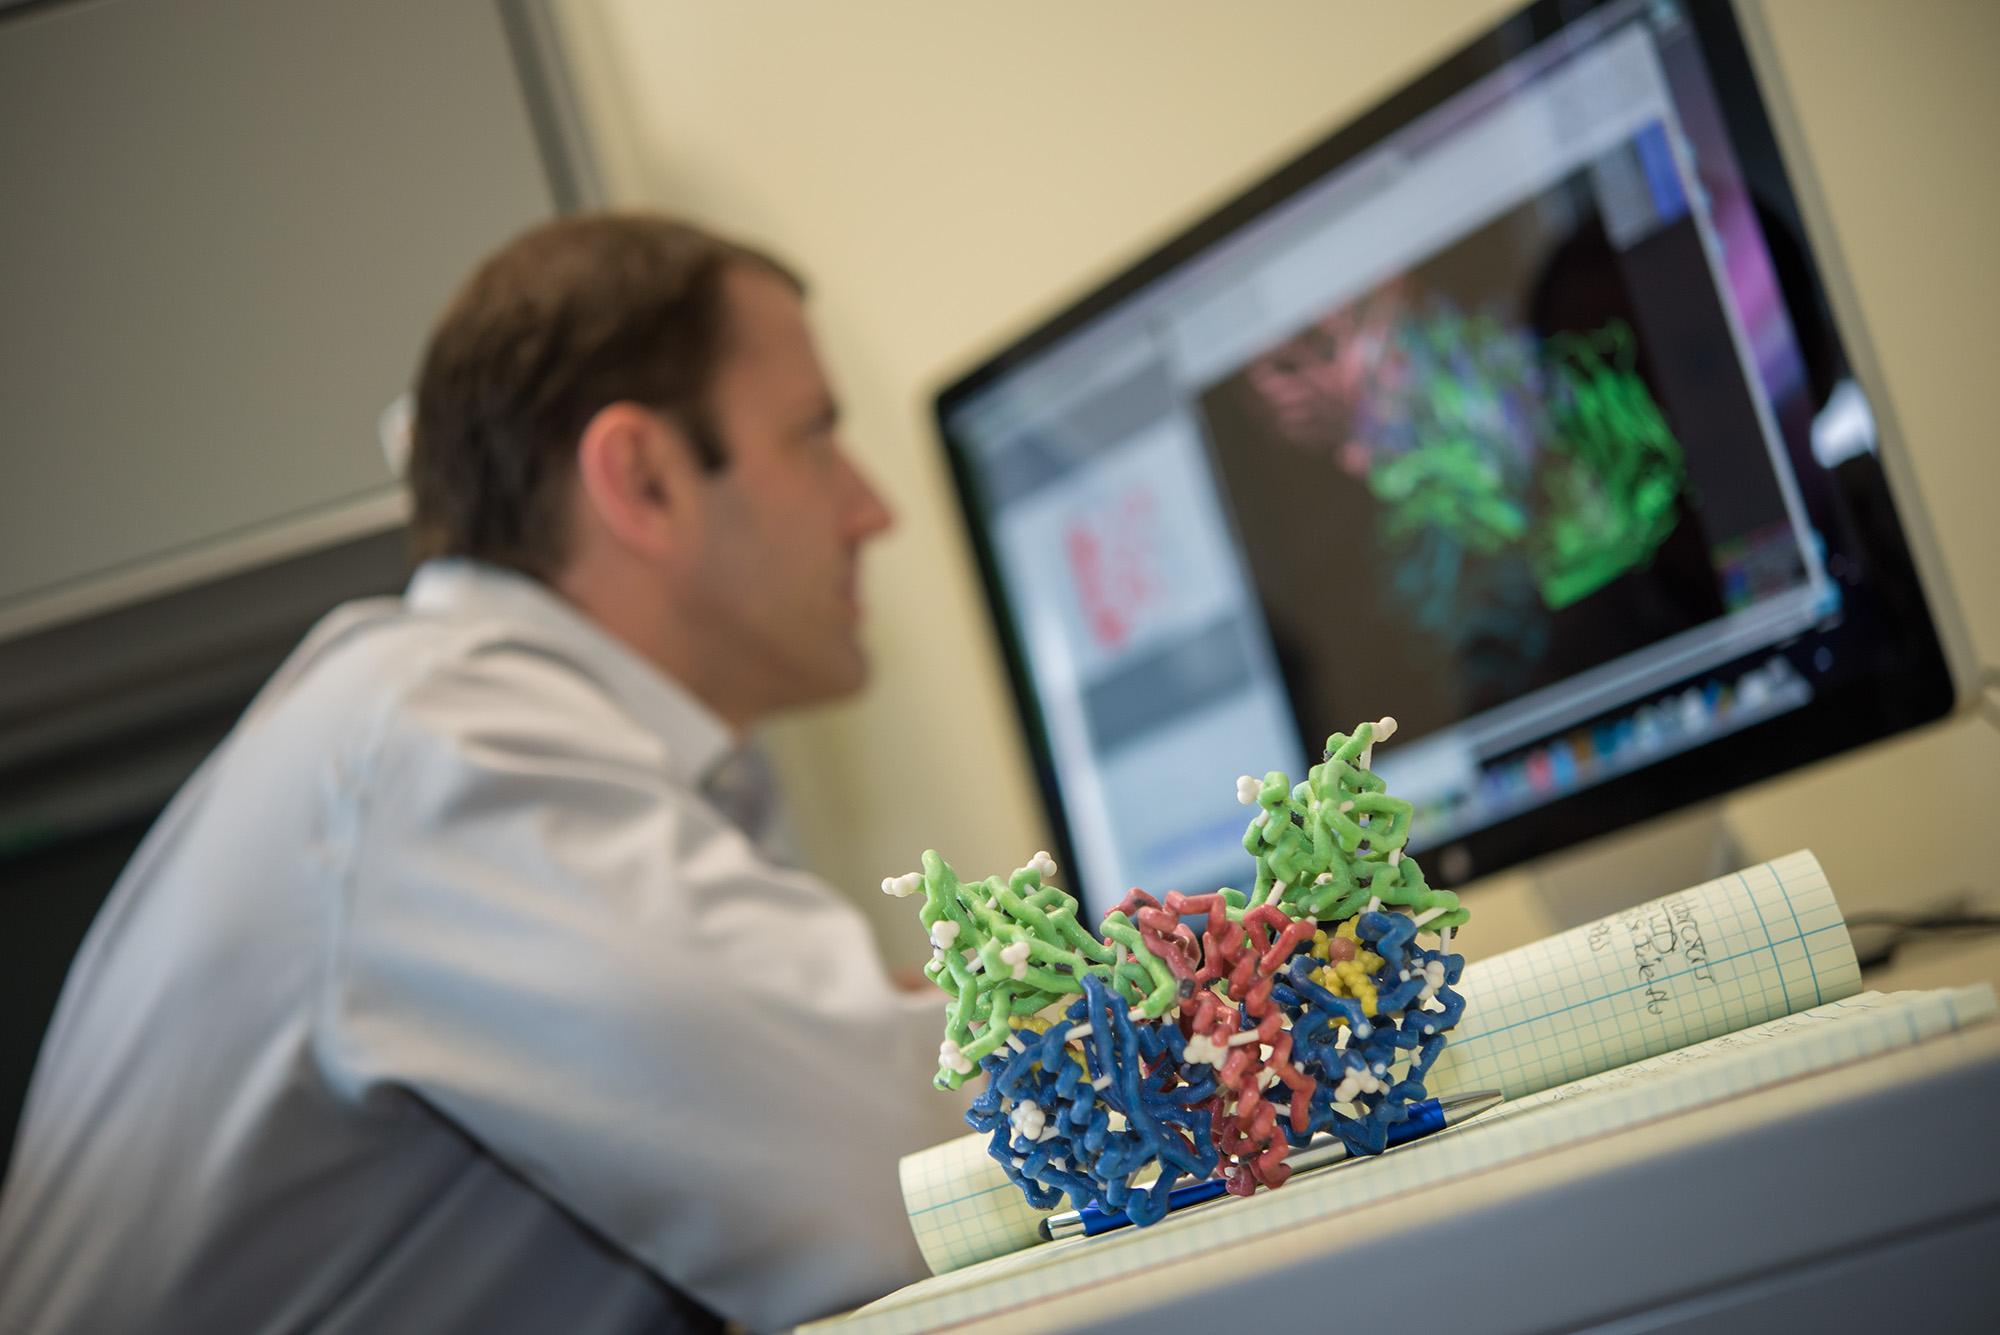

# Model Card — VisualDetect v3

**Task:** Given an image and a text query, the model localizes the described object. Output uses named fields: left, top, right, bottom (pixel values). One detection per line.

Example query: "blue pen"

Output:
left=1038, top=1089, right=1503, bottom=1240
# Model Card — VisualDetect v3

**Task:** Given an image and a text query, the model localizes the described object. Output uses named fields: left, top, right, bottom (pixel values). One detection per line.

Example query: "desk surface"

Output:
left=813, top=1016, right=2000, bottom=1335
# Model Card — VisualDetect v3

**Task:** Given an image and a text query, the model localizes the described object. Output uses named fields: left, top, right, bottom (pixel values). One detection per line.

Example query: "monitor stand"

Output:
left=1521, top=802, right=1746, bottom=932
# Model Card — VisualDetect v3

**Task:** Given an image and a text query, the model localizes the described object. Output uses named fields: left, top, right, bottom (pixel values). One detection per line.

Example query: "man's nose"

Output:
left=841, top=450, right=895, bottom=540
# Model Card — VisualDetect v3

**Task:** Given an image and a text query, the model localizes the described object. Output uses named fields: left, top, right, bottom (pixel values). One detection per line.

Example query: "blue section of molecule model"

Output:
left=967, top=974, right=1218, bottom=1225
left=1277, top=911, right=1466, bottom=1157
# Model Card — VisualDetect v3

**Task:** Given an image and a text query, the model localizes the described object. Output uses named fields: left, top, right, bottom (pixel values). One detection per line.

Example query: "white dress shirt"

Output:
left=0, top=560, right=961, bottom=1335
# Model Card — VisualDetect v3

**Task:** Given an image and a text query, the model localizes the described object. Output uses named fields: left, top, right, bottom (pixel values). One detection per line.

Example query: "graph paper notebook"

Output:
left=1425, top=848, right=1859, bottom=1098
left=821, top=980, right=1997, bottom=1335
left=896, top=849, right=1859, bottom=1276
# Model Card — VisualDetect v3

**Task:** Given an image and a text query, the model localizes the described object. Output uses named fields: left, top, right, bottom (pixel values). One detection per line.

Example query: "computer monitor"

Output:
left=934, top=0, right=1963, bottom=919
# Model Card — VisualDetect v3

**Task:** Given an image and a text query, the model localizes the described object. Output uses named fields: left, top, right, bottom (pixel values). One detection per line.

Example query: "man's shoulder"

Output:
left=273, top=595, right=656, bottom=760
left=252, top=562, right=740, bottom=798
left=316, top=561, right=735, bottom=779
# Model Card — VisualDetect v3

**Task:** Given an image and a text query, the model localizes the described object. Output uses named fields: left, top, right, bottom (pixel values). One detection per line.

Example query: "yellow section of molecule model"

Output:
left=1310, top=921, right=1387, bottom=1017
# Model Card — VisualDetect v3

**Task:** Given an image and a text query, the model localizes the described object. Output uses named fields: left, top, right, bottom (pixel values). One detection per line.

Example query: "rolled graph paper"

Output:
left=1425, top=850, right=1858, bottom=1099
left=900, top=1128, right=1055, bottom=1274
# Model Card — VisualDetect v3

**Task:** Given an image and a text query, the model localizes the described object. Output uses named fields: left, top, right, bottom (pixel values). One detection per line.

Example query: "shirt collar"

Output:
left=404, top=558, right=737, bottom=788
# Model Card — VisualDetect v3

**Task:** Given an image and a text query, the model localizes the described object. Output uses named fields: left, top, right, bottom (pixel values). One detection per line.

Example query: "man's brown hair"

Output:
left=408, top=213, right=801, bottom=579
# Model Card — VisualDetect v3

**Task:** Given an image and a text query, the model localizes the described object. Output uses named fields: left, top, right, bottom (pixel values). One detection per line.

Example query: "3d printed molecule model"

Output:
left=882, top=718, right=1471, bottom=1227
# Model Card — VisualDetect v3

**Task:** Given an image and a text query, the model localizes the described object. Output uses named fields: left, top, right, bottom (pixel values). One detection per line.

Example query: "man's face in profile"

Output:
left=687, top=267, right=893, bottom=713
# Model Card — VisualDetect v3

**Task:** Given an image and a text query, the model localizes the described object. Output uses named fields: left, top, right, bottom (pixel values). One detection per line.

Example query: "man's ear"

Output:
left=572, top=402, right=705, bottom=561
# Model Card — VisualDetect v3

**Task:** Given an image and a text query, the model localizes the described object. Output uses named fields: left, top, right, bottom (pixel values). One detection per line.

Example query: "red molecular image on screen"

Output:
left=1063, top=486, right=1158, bottom=650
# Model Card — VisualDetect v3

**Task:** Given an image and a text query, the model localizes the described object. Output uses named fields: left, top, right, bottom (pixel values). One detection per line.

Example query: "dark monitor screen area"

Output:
left=935, top=0, right=1958, bottom=921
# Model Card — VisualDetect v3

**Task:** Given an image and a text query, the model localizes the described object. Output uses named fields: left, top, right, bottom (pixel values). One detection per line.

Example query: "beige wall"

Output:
left=551, top=0, right=1999, bottom=966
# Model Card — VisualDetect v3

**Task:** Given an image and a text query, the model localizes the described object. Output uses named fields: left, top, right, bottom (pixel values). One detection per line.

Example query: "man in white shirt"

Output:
left=0, top=217, right=968, bottom=1334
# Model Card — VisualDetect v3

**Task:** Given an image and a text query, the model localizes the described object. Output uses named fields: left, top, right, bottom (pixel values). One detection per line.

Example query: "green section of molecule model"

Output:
left=882, top=850, right=1180, bottom=1089
left=1240, top=717, right=1469, bottom=928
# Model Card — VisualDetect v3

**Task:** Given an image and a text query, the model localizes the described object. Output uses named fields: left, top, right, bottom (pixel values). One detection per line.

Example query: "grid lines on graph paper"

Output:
left=1426, top=850, right=1858, bottom=1100
left=903, top=1133, right=1055, bottom=1275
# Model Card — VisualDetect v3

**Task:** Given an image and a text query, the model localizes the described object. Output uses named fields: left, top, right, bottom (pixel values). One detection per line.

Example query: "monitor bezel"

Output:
left=932, top=0, right=1964, bottom=894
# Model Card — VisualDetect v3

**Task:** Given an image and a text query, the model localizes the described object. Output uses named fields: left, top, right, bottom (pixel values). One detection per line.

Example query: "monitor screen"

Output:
left=935, top=0, right=1957, bottom=918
